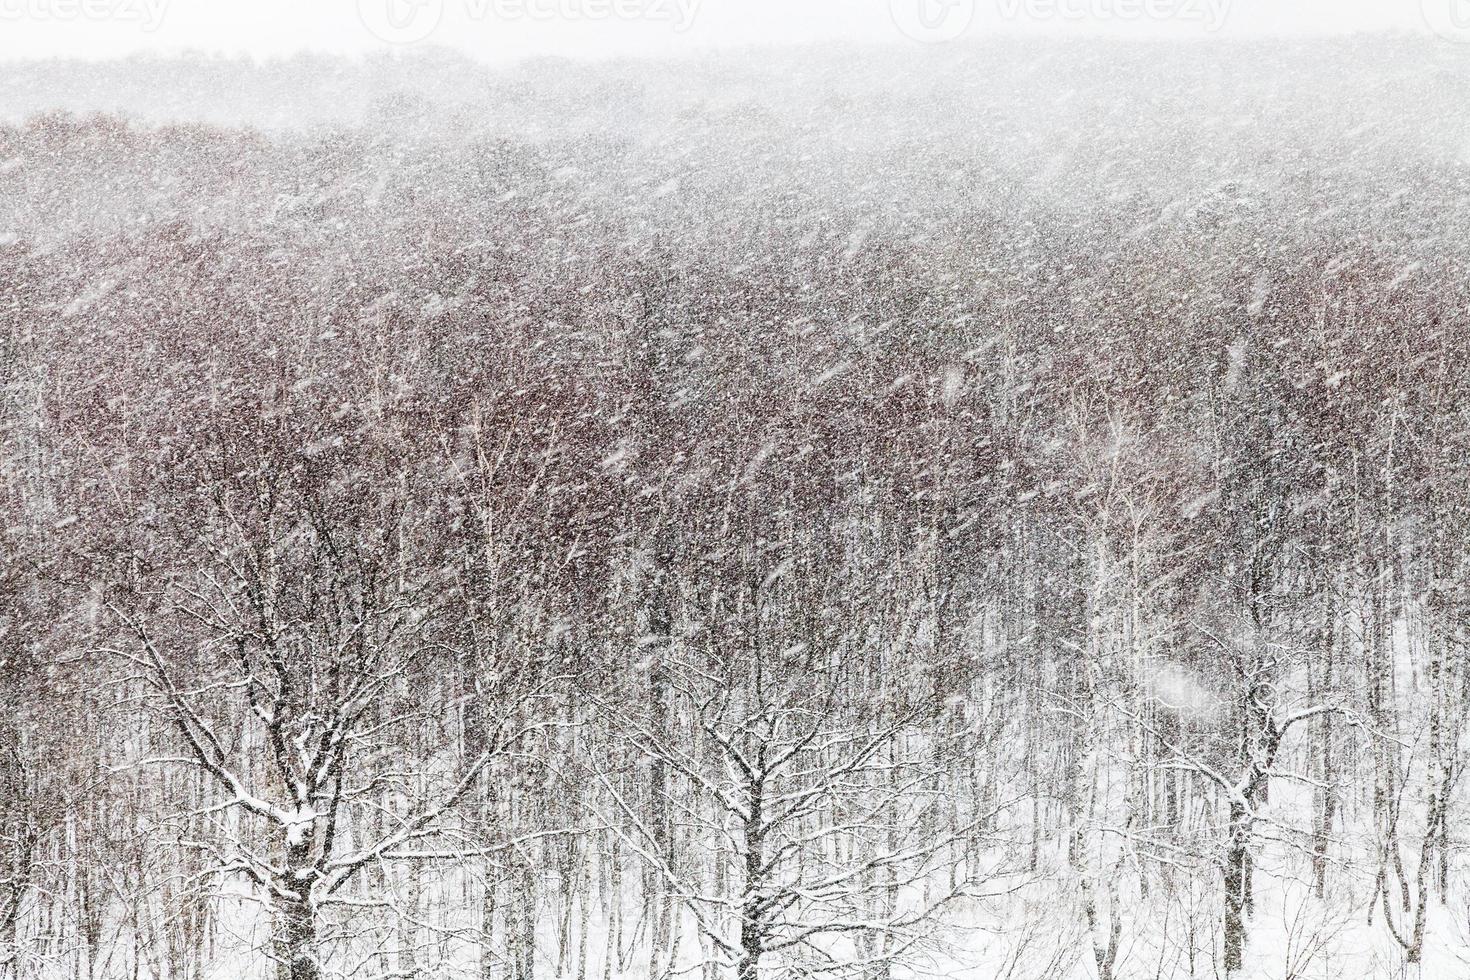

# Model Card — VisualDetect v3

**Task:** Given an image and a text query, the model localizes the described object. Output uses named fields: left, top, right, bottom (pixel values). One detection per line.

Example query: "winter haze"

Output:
left=2, top=3, right=1470, bottom=980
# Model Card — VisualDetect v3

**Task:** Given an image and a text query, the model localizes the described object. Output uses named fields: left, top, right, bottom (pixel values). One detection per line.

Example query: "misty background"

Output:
left=6, top=4, right=1470, bottom=980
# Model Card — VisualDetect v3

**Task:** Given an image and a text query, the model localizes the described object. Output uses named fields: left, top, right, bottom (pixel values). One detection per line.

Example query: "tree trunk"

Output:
left=276, top=896, right=320, bottom=980
left=648, top=542, right=674, bottom=980
left=398, top=862, right=421, bottom=978
left=737, top=927, right=761, bottom=980
left=1222, top=803, right=1249, bottom=976
left=481, top=872, right=497, bottom=980
left=739, top=774, right=765, bottom=980
left=0, top=910, right=17, bottom=980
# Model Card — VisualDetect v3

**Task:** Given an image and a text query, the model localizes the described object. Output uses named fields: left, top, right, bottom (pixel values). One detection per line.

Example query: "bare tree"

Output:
left=103, top=437, right=564, bottom=980
left=593, top=542, right=999, bottom=980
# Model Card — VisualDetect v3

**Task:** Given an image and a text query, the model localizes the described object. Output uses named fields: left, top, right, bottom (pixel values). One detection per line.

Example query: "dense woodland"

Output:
left=2, top=39, right=1470, bottom=980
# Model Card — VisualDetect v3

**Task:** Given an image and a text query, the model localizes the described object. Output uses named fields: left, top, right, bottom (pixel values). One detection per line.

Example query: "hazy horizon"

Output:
left=0, top=0, right=1462, bottom=63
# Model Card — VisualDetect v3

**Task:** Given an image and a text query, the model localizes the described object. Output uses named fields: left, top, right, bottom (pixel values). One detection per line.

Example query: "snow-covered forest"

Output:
left=3, top=39, right=1470, bottom=980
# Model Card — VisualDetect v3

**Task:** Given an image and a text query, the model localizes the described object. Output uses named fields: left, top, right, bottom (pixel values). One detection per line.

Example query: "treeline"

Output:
left=2, top=46, right=1470, bottom=979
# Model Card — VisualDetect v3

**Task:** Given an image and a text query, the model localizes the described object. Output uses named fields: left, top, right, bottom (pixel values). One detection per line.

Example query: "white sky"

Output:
left=0, top=0, right=1453, bottom=61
